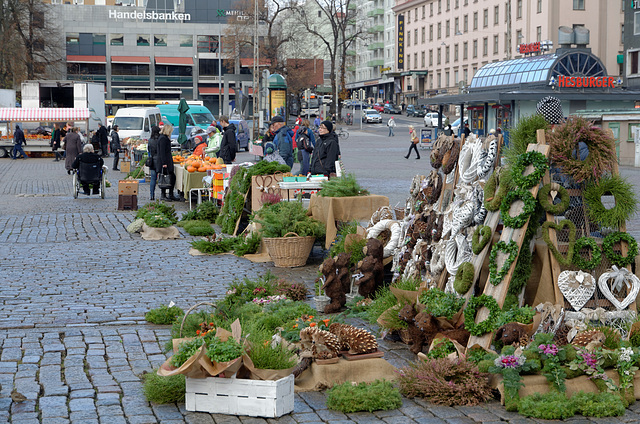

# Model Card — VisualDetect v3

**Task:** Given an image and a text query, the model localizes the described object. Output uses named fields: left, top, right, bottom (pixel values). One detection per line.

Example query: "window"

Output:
left=516, top=29, right=523, bottom=47
left=110, top=34, right=124, bottom=46
left=155, top=65, right=192, bottom=77
left=473, top=39, right=478, bottom=58
left=573, top=0, right=584, bottom=10
left=66, top=33, right=79, bottom=45
left=517, top=0, right=522, bottom=18
left=483, top=9, right=488, bottom=28
left=494, top=6, right=499, bottom=25
left=635, top=12, right=640, bottom=35
left=493, top=35, right=499, bottom=54
left=537, top=0, right=542, bottom=13
left=463, top=41, right=468, bottom=59
left=629, top=123, right=640, bottom=141
left=464, top=14, right=468, bottom=32
left=93, top=34, right=105, bottom=45
left=445, top=71, right=449, bottom=87
left=408, top=31, right=411, bottom=46
left=422, top=27, right=425, bottom=43
left=630, top=51, right=639, bottom=74
left=446, top=20, right=450, bottom=37
left=445, top=46, right=450, bottom=63
left=421, top=51, right=425, bottom=67
left=422, top=5, right=425, bottom=18
left=429, top=49, right=433, bottom=66
left=318, top=10, right=322, bottom=17
left=455, top=17, right=459, bottom=34
left=537, top=26, right=542, bottom=42
left=180, top=35, right=193, bottom=47
left=483, top=37, right=488, bottom=56
left=455, top=0, right=459, bottom=8
left=430, top=24, right=433, bottom=41
left=407, top=55, right=411, bottom=69
left=67, top=63, right=105, bottom=76
left=473, top=12, right=478, bottom=30
left=111, top=64, right=150, bottom=76
left=438, top=0, right=441, bottom=13
left=454, top=70, right=459, bottom=84
left=430, top=2, right=433, bottom=16
left=414, top=29, right=418, bottom=45
left=622, top=24, right=625, bottom=44
left=437, top=47, right=441, bottom=65
left=464, top=68, right=468, bottom=83
left=438, top=22, right=441, bottom=39
left=197, top=35, right=219, bottom=53
left=137, top=34, right=150, bottom=46
left=154, top=35, right=167, bottom=46
left=447, top=0, right=450, bottom=11
left=437, top=72, right=441, bottom=87
left=454, top=43, right=459, bottom=61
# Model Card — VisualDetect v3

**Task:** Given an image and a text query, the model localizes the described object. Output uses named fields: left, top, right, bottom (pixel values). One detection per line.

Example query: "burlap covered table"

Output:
left=294, top=357, right=397, bottom=392
left=309, top=194, right=389, bottom=248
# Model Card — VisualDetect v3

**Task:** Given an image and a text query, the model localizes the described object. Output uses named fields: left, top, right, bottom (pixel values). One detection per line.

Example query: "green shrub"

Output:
left=145, top=305, right=184, bottom=325
left=248, top=341, right=297, bottom=370
left=253, top=201, right=325, bottom=238
left=326, top=380, right=402, bottom=413
left=181, top=220, right=216, bottom=236
left=518, top=392, right=575, bottom=420
left=571, top=391, right=626, bottom=417
left=142, top=372, right=185, bottom=404
left=171, top=338, right=205, bottom=367
left=365, top=287, right=407, bottom=330
left=418, top=288, right=465, bottom=320
left=204, top=335, right=243, bottom=363
left=136, top=201, right=178, bottom=223
left=195, top=200, right=219, bottom=222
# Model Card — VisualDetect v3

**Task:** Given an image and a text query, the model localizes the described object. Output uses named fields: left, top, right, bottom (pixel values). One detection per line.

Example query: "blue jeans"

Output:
left=388, top=126, right=394, bottom=136
left=282, top=154, right=294, bottom=169
left=300, top=150, right=311, bottom=175
left=150, top=169, right=157, bottom=199
left=12, top=144, right=26, bottom=159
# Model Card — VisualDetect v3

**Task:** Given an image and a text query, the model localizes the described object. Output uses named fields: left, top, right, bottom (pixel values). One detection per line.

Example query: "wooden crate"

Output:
left=117, top=194, right=138, bottom=211
left=185, top=375, right=294, bottom=418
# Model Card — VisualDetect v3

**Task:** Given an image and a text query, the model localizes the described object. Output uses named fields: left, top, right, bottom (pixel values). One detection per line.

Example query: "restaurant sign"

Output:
left=397, top=15, right=404, bottom=70
left=555, top=75, right=618, bottom=88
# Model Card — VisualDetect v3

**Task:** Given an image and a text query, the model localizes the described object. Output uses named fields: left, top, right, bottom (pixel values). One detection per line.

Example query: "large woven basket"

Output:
left=263, top=232, right=315, bottom=268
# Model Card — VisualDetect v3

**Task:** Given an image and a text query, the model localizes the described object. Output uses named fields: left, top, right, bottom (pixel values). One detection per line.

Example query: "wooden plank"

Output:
left=466, top=143, right=550, bottom=350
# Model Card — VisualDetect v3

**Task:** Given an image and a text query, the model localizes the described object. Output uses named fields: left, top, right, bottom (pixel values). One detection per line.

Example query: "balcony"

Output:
left=367, top=8, right=384, bottom=17
left=111, top=75, right=150, bottom=82
left=367, top=42, right=384, bottom=50
left=367, top=25, right=384, bottom=34
left=367, top=59, right=384, bottom=67
left=66, top=74, right=107, bottom=82
left=346, top=50, right=356, bottom=56
left=155, top=76, right=194, bottom=83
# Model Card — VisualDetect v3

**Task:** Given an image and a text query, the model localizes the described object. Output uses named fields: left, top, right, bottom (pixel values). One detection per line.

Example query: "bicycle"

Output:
left=335, top=127, right=349, bottom=140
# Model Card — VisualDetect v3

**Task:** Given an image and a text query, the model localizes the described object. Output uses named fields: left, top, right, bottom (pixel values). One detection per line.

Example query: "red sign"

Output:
left=518, top=42, right=541, bottom=54
left=557, top=75, right=616, bottom=88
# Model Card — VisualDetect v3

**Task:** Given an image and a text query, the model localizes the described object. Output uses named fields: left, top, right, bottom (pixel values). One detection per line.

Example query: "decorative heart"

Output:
left=472, top=225, right=492, bottom=255
left=557, top=270, right=595, bottom=311
left=598, top=268, right=640, bottom=310
left=550, top=190, right=558, bottom=200
left=542, top=220, right=576, bottom=267
left=488, top=240, right=519, bottom=286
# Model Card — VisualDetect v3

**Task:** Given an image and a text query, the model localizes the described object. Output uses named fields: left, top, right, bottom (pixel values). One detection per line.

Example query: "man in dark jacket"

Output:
left=110, top=125, right=121, bottom=170
left=270, top=116, right=294, bottom=168
left=72, top=144, right=104, bottom=195
left=97, top=122, right=109, bottom=157
left=218, top=115, right=237, bottom=164
left=12, top=125, right=27, bottom=160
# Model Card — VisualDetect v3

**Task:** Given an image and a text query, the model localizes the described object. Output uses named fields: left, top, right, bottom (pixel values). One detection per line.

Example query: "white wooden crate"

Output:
left=185, top=374, right=294, bottom=418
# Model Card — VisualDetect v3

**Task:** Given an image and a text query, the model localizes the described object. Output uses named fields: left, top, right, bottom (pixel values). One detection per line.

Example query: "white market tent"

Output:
left=0, top=107, right=90, bottom=121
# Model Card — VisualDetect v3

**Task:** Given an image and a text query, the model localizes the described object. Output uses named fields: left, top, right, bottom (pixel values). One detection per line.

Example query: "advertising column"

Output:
left=267, top=73, right=287, bottom=121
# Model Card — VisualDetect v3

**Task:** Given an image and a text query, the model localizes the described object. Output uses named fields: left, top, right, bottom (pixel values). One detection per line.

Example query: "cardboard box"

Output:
left=251, top=174, right=287, bottom=211
left=185, top=375, right=294, bottom=418
left=118, top=180, right=139, bottom=195
left=121, top=161, right=131, bottom=173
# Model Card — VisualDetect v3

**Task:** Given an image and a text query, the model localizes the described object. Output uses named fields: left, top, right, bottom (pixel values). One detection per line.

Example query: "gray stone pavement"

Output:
left=3, top=139, right=640, bottom=423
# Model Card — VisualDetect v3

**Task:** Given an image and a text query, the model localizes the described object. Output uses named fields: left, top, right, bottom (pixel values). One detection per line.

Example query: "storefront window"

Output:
left=137, top=35, right=150, bottom=46
left=110, top=34, right=124, bottom=46
left=180, top=35, right=193, bottom=47
left=66, top=33, right=79, bottom=45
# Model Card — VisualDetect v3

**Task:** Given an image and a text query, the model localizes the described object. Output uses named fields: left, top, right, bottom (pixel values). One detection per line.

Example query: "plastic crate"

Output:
left=185, top=374, right=294, bottom=418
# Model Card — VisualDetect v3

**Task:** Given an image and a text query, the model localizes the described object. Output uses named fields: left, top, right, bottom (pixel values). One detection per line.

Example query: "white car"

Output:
left=362, top=109, right=383, bottom=123
left=451, top=117, right=468, bottom=135
left=424, top=112, right=445, bottom=127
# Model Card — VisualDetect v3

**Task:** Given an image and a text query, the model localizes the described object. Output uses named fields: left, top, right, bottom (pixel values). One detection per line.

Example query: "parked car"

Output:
left=406, top=105, right=426, bottom=117
left=362, top=109, right=383, bottom=123
left=451, top=117, right=468, bottom=135
left=372, top=103, right=384, bottom=112
left=384, top=103, right=402, bottom=114
left=424, top=112, right=446, bottom=127
left=170, top=125, right=200, bottom=149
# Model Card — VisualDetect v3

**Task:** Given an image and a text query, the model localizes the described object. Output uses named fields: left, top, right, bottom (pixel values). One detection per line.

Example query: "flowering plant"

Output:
left=568, top=348, right=609, bottom=380
left=252, top=294, right=288, bottom=305
left=612, top=347, right=639, bottom=392
left=489, top=347, right=538, bottom=411
left=538, top=343, right=567, bottom=392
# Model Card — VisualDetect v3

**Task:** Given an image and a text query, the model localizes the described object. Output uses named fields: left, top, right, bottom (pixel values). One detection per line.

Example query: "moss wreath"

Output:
left=453, top=262, right=475, bottom=294
left=500, top=189, right=536, bottom=229
left=489, top=240, right=520, bottom=286
left=484, top=170, right=508, bottom=212
left=511, top=150, right=549, bottom=189
left=572, top=236, right=602, bottom=270
left=472, top=225, right=492, bottom=255
left=538, top=183, right=571, bottom=215
left=541, top=220, right=577, bottom=267
left=602, top=231, right=639, bottom=268
left=464, top=294, right=501, bottom=336
left=583, top=175, right=638, bottom=230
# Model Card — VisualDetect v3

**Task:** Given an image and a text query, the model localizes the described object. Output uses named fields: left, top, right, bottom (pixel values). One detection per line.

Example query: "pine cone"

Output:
left=328, top=323, right=378, bottom=354
left=311, top=329, right=340, bottom=359
left=572, top=329, right=605, bottom=348
left=300, top=326, right=318, bottom=352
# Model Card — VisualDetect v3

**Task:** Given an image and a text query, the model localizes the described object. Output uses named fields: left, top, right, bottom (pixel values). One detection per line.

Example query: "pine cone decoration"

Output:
left=328, top=323, right=378, bottom=354
left=300, top=326, right=318, bottom=352
left=572, top=329, right=605, bottom=348
left=328, top=323, right=351, bottom=351
left=311, top=330, right=341, bottom=359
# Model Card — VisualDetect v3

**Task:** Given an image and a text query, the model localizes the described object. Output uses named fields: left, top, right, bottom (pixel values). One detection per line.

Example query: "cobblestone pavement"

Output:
left=3, top=150, right=640, bottom=423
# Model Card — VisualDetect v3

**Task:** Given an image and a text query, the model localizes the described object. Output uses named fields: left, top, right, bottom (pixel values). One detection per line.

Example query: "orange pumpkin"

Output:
left=186, top=165, right=196, bottom=173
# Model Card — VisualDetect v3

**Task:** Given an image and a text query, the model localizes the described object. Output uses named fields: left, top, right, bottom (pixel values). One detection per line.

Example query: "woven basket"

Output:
left=263, top=232, right=315, bottom=268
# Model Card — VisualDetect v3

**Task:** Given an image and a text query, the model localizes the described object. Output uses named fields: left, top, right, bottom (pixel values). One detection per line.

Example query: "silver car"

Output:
left=362, top=109, right=383, bottom=123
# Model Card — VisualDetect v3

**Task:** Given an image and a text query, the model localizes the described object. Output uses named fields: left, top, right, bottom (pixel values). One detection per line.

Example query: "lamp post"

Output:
left=218, top=0, right=222, bottom=117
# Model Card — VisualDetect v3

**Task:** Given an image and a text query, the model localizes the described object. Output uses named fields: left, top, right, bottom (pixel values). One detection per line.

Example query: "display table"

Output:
left=309, top=193, right=389, bottom=248
left=174, top=164, right=208, bottom=196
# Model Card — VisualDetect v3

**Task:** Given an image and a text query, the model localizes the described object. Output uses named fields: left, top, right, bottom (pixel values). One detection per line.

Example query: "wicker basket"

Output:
left=263, top=232, right=316, bottom=268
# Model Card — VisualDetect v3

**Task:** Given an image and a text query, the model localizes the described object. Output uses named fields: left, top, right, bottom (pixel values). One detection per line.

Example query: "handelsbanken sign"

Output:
left=108, top=9, right=191, bottom=21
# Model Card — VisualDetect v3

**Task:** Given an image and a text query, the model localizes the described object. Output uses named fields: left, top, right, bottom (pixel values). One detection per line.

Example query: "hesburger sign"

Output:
left=556, top=75, right=617, bottom=88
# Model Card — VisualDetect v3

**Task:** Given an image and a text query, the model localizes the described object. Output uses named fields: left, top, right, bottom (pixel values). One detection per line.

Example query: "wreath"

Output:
left=484, top=170, right=508, bottom=212
left=453, top=262, right=475, bottom=294
left=538, top=183, right=570, bottom=215
left=489, top=240, right=520, bottom=286
left=541, top=220, right=576, bottom=267
left=511, top=150, right=549, bottom=189
left=500, top=189, right=536, bottom=229
left=583, top=175, right=638, bottom=230
left=442, top=139, right=461, bottom=175
left=464, top=294, right=501, bottom=336
left=421, top=172, right=443, bottom=205
left=572, top=237, right=602, bottom=270
left=602, top=232, right=639, bottom=268
left=472, top=225, right=492, bottom=255
left=546, top=116, right=617, bottom=183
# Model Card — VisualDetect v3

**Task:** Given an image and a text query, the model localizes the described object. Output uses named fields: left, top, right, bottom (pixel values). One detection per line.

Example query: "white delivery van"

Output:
left=111, top=107, right=162, bottom=140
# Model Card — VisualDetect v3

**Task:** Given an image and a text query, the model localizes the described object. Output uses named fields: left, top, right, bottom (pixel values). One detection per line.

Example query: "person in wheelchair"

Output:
left=72, top=144, right=104, bottom=195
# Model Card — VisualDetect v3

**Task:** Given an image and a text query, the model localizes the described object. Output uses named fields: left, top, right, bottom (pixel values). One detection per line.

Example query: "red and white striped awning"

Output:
left=0, top=108, right=91, bottom=121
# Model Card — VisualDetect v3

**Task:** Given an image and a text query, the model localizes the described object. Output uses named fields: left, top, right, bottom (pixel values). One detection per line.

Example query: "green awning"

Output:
left=618, top=54, right=624, bottom=64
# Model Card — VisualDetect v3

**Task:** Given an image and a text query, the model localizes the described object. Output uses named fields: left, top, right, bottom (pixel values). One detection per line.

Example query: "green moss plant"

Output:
left=326, top=380, right=402, bottom=413
left=145, top=304, right=184, bottom=325
left=142, top=372, right=185, bottom=404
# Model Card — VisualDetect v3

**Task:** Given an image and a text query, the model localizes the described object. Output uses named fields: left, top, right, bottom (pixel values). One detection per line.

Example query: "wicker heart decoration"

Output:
left=557, top=270, right=595, bottom=311
left=598, top=266, right=640, bottom=310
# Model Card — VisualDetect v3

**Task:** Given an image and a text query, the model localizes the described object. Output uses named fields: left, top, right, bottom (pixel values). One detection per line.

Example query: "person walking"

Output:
left=12, top=125, right=27, bottom=160
left=271, top=116, right=294, bottom=168
left=147, top=125, right=160, bottom=201
left=297, top=118, right=316, bottom=175
left=310, top=120, right=340, bottom=176
left=314, top=116, right=321, bottom=130
left=218, top=115, right=237, bottom=164
left=64, top=127, right=83, bottom=172
left=387, top=117, right=396, bottom=137
left=97, top=122, right=109, bottom=157
left=110, top=125, right=121, bottom=171
left=156, top=124, right=179, bottom=202
left=51, top=123, right=63, bottom=161
left=404, top=125, right=420, bottom=160
left=463, top=123, right=471, bottom=138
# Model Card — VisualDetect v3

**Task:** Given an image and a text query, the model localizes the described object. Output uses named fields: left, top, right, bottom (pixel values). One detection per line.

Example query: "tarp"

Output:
left=0, top=108, right=91, bottom=121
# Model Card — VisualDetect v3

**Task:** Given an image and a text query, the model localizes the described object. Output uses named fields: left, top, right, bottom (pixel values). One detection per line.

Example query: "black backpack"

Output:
left=297, top=126, right=313, bottom=153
